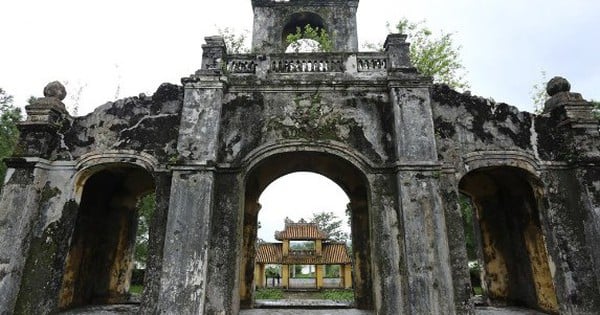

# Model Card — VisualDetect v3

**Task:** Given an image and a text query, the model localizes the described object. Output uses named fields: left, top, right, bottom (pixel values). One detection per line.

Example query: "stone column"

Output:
left=343, top=264, right=353, bottom=289
left=283, top=240, right=289, bottom=256
left=536, top=77, right=600, bottom=313
left=316, top=265, right=325, bottom=289
left=281, top=265, right=289, bottom=289
left=157, top=36, right=227, bottom=314
left=255, top=264, right=265, bottom=289
left=0, top=161, right=45, bottom=314
left=385, top=35, right=456, bottom=314
left=0, top=82, right=70, bottom=314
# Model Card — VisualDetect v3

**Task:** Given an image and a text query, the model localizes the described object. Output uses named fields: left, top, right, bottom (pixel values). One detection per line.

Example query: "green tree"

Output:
left=310, top=211, right=349, bottom=243
left=134, top=193, right=155, bottom=268
left=394, top=18, right=468, bottom=89
left=218, top=27, right=250, bottom=54
left=530, top=70, right=549, bottom=113
left=593, top=101, right=600, bottom=119
left=459, top=194, right=477, bottom=260
left=285, top=24, right=333, bottom=53
left=364, top=18, right=469, bottom=90
left=0, top=88, right=22, bottom=191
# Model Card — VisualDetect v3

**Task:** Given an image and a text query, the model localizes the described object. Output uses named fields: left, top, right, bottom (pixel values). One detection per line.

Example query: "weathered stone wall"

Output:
left=251, top=0, right=359, bottom=53
left=63, top=83, right=183, bottom=162
left=1, top=3, right=599, bottom=314
left=218, top=87, right=393, bottom=165
left=432, top=82, right=600, bottom=314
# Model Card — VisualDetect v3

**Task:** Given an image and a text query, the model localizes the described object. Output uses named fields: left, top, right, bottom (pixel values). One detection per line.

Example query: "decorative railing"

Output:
left=357, top=53, right=388, bottom=72
left=226, top=55, right=257, bottom=74
left=224, top=52, right=388, bottom=75
left=269, top=53, right=345, bottom=73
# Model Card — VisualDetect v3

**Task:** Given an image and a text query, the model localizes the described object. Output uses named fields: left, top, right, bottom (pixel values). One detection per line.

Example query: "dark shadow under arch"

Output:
left=58, top=164, right=155, bottom=310
left=240, top=151, right=373, bottom=309
left=459, top=166, right=558, bottom=314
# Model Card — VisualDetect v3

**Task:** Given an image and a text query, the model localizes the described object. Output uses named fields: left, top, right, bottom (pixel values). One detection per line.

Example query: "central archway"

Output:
left=239, top=150, right=373, bottom=309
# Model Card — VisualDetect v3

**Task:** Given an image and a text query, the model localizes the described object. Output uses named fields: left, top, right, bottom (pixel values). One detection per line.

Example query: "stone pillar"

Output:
left=386, top=53, right=455, bottom=314
left=316, top=265, right=324, bottom=289
left=16, top=81, right=71, bottom=159
left=384, top=34, right=413, bottom=71
left=536, top=77, right=600, bottom=313
left=0, top=82, right=70, bottom=314
left=255, top=264, right=265, bottom=289
left=0, top=161, right=45, bottom=314
left=281, top=265, right=289, bottom=289
left=283, top=240, right=289, bottom=256
left=157, top=37, right=227, bottom=314
left=315, top=239, right=322, bottom=256
left=440, top=170, right=474, bottom=315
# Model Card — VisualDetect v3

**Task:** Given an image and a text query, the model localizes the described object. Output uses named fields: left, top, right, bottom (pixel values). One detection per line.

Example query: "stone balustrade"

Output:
left=225, top=52, right=389, bottom=75
left=357, top=52, right=387, bottom=72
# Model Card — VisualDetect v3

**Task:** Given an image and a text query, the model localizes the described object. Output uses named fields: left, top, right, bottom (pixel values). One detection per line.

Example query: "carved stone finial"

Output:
left=546, top=76, right=571, bottom=97
left=43, top=81, right=67, bottom=101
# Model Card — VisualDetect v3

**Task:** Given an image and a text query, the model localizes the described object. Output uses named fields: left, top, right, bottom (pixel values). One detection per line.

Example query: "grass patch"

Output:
left=320, top=289, right=354, bottom=301
left=473, top=286, right=483, bottom=296
left=129, top=284, right=144, bottom=295
left=255, top=288, right=284, bottom=299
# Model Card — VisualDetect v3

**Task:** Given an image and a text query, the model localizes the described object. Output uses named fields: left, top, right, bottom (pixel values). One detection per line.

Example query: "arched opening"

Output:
left=58, top=164, right=155, bottom=310
left=254, top=172, right=353, bottom=300
left=459, top=166, right=558, bottom=313
left=240, top=151, right=373, bottom=310
left=282, top=12, right=330, bottom=53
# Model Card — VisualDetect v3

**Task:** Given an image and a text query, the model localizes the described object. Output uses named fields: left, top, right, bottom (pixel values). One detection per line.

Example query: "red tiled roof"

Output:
left=255, top=243, right=282, bottom=264
left=274, top=221, right=328, bottom=240
left=255, top=242, right=351, bottom=265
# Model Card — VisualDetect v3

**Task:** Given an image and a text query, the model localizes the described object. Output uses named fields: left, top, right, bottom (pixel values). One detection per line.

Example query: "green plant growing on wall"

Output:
left=218, top=27, right=250, bottom=54
left=394, top=18, right=468, bottom=90
left=530, top=70, right=549, bottom=114
left=286, top=24, right=333, bottom=53
left=363, top=18, right=468, bottom=90
left=592, top=100, right=600, bottom=119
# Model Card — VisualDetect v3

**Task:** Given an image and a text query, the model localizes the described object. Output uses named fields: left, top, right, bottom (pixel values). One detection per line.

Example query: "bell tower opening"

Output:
left=251, top=0, right=359, bottom=53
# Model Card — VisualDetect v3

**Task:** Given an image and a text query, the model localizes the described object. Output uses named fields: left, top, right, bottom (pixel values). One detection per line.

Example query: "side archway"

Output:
left=58, top=163, right=155, bottom=310
left=459, top=166, right=558, bottom=313
left=239, top=150, right=373, bottom=309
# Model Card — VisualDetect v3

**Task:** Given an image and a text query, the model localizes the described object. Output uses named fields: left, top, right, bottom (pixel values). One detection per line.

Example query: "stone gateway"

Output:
left=1, top=0, right=599, bottom=314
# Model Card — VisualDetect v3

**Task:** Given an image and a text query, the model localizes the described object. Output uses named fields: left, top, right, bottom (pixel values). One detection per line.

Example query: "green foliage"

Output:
left=311, top=211, right=349, bottom=243
left=265, top=265, right=280, bottom=278
left=392, top=18, right=469, bottom=90
left=325, top=264, right=340, bottom=278
left=286, top=24, right=333, bottom=53
left=592, top=100, right=600, bottom=119
left=320, top=289, right=354, bottom=301
left=255, top=288, right=284, bottom=299
left=290, top=241, right=315, bottom=250
left=0, top=88, right=22, bottom=191
left=134, top=193, right=155, bottom=268
left=129, top=284, right=144, bottom=295
left=218, top=27, right=250, bottom=54
left=530, top=70, right=549, bottom=113
left=459, top=194, right=477, bottom=260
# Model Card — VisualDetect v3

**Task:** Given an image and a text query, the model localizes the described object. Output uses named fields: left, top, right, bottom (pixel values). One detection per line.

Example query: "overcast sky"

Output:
left=1, top=0, right=598, bottom=240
